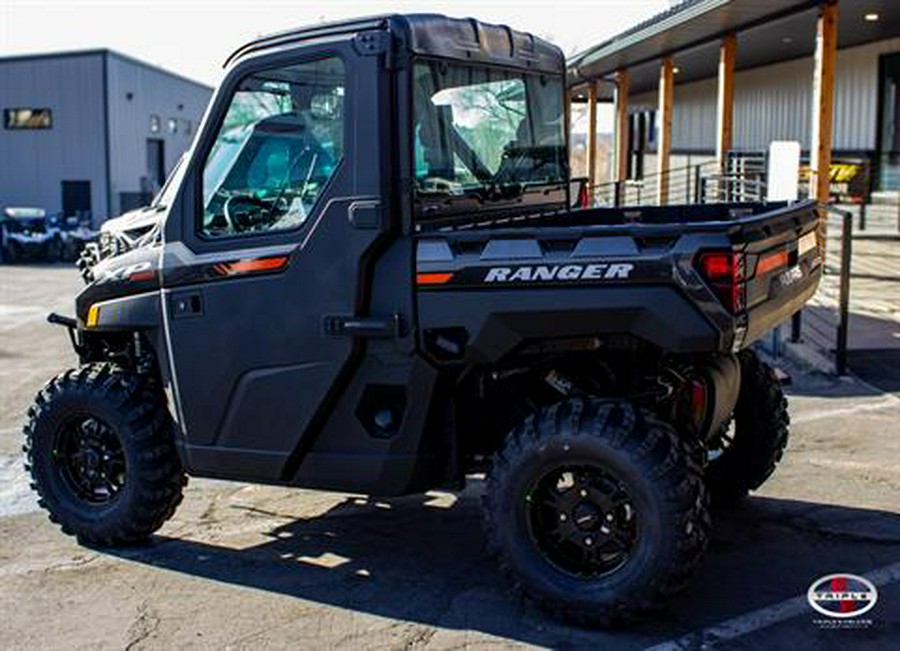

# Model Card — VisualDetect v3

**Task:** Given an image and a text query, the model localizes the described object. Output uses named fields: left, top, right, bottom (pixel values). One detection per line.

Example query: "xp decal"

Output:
left=95, top=261, right=155, bottom=285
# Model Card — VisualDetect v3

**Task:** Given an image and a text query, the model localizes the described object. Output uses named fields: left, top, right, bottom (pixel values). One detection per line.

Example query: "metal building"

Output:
left=568, top=0, right=900, bottom=204
left=0, top=50, right=211, bottom=225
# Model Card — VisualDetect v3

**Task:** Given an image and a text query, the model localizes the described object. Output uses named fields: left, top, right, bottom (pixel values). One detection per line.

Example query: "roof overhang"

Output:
left=569, top=0, right=900, bottom=100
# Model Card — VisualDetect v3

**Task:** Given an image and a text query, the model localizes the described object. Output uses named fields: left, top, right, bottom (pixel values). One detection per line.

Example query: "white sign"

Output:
left=767, top=141, right=801, bottom=201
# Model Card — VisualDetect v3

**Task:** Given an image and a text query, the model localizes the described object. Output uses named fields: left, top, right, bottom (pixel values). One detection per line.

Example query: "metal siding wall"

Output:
left=626, top=38, right=900, bottom=154
left=0, top=54, right=107, bottom=218
left=106, top=55, right=211, bottom=217
left=674, top=78, right=716, bottom=152
left=734, top=58, right=811, bottom=150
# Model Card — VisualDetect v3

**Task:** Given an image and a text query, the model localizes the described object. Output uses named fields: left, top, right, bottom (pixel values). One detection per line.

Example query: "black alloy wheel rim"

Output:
left=53, top=415, right=126, bottom=504
left=527, top=464, right=637, bottom=578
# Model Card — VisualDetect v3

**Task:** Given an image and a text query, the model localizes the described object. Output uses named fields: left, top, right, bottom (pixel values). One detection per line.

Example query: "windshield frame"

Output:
left=152, top=154, right=187, bottom=209
left=410, top=57, right=570, bottom=222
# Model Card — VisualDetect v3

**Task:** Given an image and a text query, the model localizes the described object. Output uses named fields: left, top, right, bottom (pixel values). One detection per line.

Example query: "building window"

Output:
left=181, top=119, right=192, bottom=136
left=150, top=115, right=160, bottom=133
left=4, top=108, right=52, bottom=129
left=167, top=118, right=178, bottom=134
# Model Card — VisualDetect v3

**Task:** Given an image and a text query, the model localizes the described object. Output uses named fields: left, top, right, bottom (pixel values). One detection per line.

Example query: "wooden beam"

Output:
left=586, top=81, right=598, bottom=204
left=657, top=58, right=674, bottom=205
left=810, top=1, right=838, bottom=243
left=811, top=5, right=838, bottom=201
left=614, top=69, right=630, bottom=193
left=716, top=32, right=736, bottom=169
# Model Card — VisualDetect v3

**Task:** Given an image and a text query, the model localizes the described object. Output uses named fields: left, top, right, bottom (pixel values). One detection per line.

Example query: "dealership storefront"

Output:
left=568, top=0, right=900, bottom=207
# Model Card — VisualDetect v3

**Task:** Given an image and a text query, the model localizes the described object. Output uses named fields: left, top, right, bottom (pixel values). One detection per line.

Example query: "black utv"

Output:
left=26, top=15, right=821, bottom=626
left=1, top=207, right=64, bottom=262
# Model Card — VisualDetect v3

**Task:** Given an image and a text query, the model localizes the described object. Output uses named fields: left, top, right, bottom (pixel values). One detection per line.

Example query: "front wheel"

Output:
left=482, top=398, right=709, bottom=627
left=24, top=363, right=186, bottom=545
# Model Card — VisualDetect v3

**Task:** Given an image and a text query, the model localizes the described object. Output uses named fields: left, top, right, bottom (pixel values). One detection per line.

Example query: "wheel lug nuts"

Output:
left=584, top=537, right=593, bottom=546
left=606, top=513, right=614, bottom=522
left=579, top=489, right=587, bottom=497
left=559, top=513, right=567, bottom=522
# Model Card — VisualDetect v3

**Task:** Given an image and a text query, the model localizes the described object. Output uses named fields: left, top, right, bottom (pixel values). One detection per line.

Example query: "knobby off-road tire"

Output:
left=705, top=349, right=790, bottom=506
left=482, top=398, right=710, bottom=627
left=23, top=363, right=186, bottom=545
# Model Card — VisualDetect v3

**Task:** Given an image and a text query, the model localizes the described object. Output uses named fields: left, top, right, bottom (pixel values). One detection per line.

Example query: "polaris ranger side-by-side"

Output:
left=26, top=15, right=821, bottom=626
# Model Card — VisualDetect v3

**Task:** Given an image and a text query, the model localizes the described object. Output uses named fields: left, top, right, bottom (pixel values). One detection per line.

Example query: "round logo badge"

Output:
left=807, top=573, right=878, bottom=618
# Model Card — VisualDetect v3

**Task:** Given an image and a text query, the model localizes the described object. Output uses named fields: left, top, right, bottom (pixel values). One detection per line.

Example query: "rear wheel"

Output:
left=482, top=398, right=709, bottom=627
left=705, top=350, right=789, bottom=505
left=24, top=363, right=186, bottom=545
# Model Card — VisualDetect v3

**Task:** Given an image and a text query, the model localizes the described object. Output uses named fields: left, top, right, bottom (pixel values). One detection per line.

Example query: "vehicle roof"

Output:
left=225, top=13, right=564, bottom=75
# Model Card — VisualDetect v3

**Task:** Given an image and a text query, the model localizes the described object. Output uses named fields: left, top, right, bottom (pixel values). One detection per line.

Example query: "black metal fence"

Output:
left=591, top=153, right=767, bottom=208
left=788, top=206, right=854, bottom=375
left=592, top=161, right=720, bottom=207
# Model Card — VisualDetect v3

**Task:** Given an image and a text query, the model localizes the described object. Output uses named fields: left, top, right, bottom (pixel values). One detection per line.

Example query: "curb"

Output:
left=779, top=340, right=835, bottom=375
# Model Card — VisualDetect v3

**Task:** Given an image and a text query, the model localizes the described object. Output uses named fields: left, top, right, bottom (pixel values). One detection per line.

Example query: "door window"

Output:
left=201, top=56, right=345, bottom=237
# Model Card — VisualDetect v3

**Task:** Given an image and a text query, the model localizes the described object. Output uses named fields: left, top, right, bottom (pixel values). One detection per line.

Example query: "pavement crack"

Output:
left=124, top=601, right=161, bottom=651
left=405, top=626, right=437, bottom=649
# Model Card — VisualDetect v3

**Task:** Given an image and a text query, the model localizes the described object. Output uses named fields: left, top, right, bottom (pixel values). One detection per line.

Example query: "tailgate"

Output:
left=737, top=204, right=822, bottom=344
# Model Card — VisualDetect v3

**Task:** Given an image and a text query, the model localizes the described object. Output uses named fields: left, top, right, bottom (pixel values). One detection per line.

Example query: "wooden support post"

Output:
left=657, top=58, right=674, bottom=205
left=587, top=81, right=598, bottom=204
left=810, top=1, right=838, bottom=245
left=716, top=32, right=736, bottom=170
left=614, top=69, right=630, bottom=205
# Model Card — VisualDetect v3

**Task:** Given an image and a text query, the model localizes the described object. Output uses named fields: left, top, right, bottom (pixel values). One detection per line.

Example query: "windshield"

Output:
left=413, top=60, right=567, bottom=214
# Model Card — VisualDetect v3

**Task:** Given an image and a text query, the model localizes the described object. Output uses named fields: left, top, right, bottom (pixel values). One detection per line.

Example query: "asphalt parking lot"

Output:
left=1, top=264, right=899, bottom=650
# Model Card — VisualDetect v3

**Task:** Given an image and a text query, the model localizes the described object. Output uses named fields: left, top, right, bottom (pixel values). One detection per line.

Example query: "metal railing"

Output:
left=590, top=154, right=767, bottom=208
left=789, top=205, right=854, bottom=375
left=592, top=161, right=721, bottom=207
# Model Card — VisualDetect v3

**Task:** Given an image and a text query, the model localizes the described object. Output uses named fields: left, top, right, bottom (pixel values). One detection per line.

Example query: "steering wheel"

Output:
left=223, top=194, right=271, bottom=233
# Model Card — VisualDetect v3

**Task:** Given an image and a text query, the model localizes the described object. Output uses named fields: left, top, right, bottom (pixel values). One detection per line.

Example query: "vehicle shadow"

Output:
left=106, top=482, right=900, bottom=647
left=768, top=303, right=900, bottom=396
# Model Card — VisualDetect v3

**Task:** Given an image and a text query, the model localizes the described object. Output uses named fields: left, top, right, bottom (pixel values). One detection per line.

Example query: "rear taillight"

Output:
left=696, top=251, right=746, bottom=314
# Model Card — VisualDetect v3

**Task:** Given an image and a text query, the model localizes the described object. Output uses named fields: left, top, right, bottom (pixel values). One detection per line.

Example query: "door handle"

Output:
left=170, top=291, right=203, bottom=319
left=323, top=314, right=401, bottom=338
left=348, top=201, right=382, bottom=230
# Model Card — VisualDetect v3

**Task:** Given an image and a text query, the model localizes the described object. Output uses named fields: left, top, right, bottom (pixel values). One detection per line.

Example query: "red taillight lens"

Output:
left=696, top=251, right=746, bottom=314
left=699, top=252, right=733, bottom=282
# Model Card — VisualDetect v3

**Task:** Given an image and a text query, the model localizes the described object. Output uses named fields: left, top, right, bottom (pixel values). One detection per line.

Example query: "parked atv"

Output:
left=26, top=14, right=818, bottom=627
left=1, top=207, right=66, bottom=262
left=57, top=215, right=97, bottom=263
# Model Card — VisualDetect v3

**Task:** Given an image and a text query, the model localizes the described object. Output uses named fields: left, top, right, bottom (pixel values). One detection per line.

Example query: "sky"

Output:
left=1, top=0, right=668, bottom=87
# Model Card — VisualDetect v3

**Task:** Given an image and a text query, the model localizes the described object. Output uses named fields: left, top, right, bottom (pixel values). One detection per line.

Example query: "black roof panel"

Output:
left=226, top=13, right=563, bottom=74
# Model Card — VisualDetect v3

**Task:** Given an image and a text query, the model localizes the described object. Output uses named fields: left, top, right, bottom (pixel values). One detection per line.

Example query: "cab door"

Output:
left=161, top=38, right=390, bottom=480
